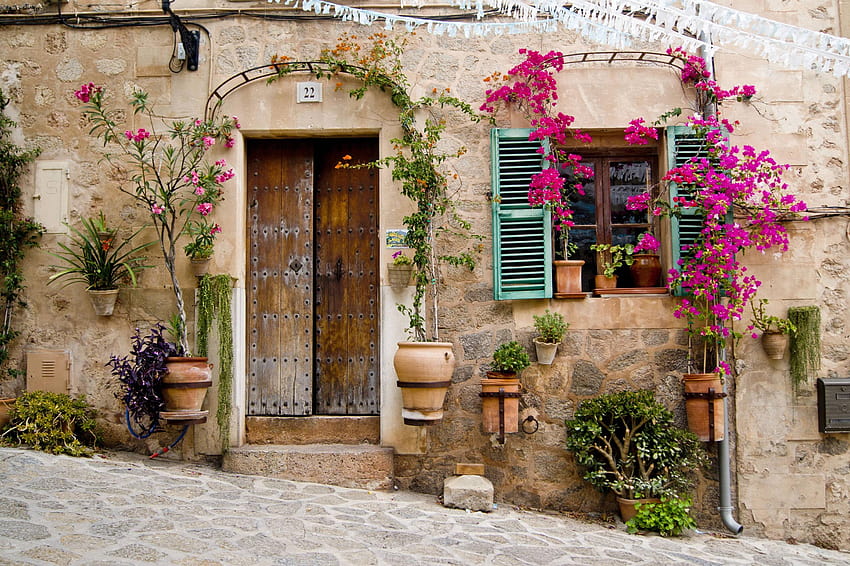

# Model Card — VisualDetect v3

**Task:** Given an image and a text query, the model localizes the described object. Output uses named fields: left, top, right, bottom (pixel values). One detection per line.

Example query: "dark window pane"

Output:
left=610, top=161, right=650, bottom=224
left=558, top=161, right=596, bottom=225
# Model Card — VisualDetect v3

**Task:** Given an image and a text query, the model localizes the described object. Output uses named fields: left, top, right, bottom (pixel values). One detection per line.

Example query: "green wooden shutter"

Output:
left=667, top=125, right=707, bottom=279
left=491, top=128, right=552, bottom=300
left=666, top=125, right=732, bottom=295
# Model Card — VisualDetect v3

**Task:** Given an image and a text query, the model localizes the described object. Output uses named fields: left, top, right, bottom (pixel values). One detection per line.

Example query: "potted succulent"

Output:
left=47, top=214, right=154, bottom=316
left=387, top=250, right=414, bottom=290
left=749, top=299, right=796, bottom=360
left=481, top=341, right=530, bottom=434
left=589, top=243, right=634, bottom=289
left=532, top=309, right=569, bottom=364
left=565, top=390, right=707, bottom=522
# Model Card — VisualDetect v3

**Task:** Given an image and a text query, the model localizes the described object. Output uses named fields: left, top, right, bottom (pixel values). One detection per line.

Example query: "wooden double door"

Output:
left=246, top=138, right=379, bottom=416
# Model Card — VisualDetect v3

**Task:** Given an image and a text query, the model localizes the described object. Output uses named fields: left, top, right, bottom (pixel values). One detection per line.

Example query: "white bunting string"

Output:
left=272, top=0, right=850, bottom=77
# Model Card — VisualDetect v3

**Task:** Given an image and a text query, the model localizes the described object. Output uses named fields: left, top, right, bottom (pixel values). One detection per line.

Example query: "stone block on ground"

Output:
left=443, top=474, right=493, bottom=512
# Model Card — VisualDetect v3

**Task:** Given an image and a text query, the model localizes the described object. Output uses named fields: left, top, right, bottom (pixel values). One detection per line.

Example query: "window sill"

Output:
left=593, top=287, right=668, bottom=297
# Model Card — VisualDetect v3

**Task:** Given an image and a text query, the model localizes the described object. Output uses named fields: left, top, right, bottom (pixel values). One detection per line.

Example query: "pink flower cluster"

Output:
left=124, top=129, right=150, bottom=143
left=624, top=118, right=659, bottom=146
left=74, top=82, right=101, bottom=103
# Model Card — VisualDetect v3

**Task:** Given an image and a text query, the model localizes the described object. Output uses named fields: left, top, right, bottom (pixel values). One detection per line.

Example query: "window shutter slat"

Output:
left=492, top=128, right=552, bottom=300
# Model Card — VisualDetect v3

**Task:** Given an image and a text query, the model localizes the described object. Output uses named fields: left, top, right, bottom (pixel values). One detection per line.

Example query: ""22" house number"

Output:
left=297, top=82, right=323, bottom=103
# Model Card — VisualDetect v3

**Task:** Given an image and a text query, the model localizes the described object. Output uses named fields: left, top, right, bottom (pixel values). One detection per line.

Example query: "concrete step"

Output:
left=245, top=416, right=380, bottom=445
left=223, top=443, right=394, bottom=491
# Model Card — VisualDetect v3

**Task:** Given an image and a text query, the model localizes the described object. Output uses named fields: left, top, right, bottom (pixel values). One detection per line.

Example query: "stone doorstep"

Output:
left=223, top=443, right=394, bottom=491
left=245, top=415, right=380, bottom=445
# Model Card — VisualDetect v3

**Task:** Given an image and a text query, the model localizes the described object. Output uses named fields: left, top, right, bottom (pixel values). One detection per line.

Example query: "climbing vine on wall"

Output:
left=0, top=89, right=43, bottom=379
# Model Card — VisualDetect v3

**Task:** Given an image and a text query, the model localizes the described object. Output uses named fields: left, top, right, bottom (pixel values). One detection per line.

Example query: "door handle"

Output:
left=334, top=258, right=343, bottom=281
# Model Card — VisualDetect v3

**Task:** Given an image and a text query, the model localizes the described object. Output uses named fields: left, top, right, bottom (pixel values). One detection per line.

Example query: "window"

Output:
left=492, top=127, right=692, bottom=299
left=563, top=152, right=658, bottom=290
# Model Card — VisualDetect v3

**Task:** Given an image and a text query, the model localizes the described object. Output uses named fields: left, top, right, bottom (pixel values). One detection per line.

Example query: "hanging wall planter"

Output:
left=761, top=332, right=789, bottom=359
left=533, top=339, right=559, bottom=365
left=87, top=289, right=119, bottom=316
left=393, top=342, right=455, bottom=426
left=682, top=373, right=726, bottom=442
left=387, top=263, right=414, bottom=290
left=191, top=258, right=212, bottom=278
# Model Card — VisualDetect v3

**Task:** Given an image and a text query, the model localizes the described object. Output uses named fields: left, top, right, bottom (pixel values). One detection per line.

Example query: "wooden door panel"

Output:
left=247, top=139, right=314, bottom=416
left=314, top=139, right=379, bottom=415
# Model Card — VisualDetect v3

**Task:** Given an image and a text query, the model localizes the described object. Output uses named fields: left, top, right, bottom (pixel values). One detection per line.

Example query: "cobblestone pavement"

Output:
left=1, top=447, right=848, bottom=566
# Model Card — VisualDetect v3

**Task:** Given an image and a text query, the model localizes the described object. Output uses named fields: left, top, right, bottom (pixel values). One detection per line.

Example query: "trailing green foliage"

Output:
left=0, top=391, right=99, bottom=456
left=491, top=340, right=531, bottom=374
left=533, top=310, right=569, bottom=344
left=626, top=497, right=696, bottom=536
left=0, top=89, right=43, bottom=377
left=565, top=390, right=706, bottom=499
left=197, top=274, right=233, bottom=451
left=788, top=306, right=821, bottom=386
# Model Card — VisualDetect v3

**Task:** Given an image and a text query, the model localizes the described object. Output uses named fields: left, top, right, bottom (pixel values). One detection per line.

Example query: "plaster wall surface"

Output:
left=0, top=0, right=848, bottom=550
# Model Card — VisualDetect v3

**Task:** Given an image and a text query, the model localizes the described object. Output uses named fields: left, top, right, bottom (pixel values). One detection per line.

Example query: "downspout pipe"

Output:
left=699, top=36, right=744, bottom=536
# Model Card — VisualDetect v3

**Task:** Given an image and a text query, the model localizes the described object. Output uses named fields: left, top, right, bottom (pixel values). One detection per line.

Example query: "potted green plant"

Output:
left=565, top=390, right=706, bottom=522
left=481, top=341, right=531, bottom=434
left=48, top=214, right=154, bottom=316
left=532, top=309, right=569, bottom=364
left=749, top=299, right=796, bottom=360
left=589, top=243, right=635, bottom=289
left=184, top=219, right=220, bottom=277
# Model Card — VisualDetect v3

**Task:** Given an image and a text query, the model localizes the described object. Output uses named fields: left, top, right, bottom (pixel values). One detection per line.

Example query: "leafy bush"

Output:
left=0, top=391, right=99, bottom=456
left=565, top=390, right=706, bottom=499
left=626, top=497, right=696, bottom=536
left=491, top=341, right=531, bottom=374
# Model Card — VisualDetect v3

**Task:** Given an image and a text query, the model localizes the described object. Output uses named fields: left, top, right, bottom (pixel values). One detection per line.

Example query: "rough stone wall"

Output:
left=0, top=0, right=847, bottom=550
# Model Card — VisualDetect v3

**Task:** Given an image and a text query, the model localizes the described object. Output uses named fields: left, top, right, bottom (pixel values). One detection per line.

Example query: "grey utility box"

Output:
left=816, top=378, right=850, bottom=433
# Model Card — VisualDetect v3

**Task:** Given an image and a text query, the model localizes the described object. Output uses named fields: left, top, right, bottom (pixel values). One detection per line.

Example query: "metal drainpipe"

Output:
left=699, top=36, right=744, bottom=535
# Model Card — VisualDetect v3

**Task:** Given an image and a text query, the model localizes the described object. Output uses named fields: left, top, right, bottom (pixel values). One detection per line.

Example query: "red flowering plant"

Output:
left=624, top=49, right=806, bottom=374
left=482, top=49, right=594, bottom=258
left=74, top=82, right=239, bottom=354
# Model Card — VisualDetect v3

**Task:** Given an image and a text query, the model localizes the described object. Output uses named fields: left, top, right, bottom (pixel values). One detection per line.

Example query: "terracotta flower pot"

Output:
left=617, top=496, right=661, bottom=522
left=682, top=373, right=726, bottom=442
left=629, top=254, right=662, bottom=287
left=761, top=332, right=789, bottom=359
left=554, top=260, right=584, bottom=294
left=161, top=357, right=213, bottom=413
left=393, top=342, right=455, bottom=426
left=594, top=274, right=617, bottom=290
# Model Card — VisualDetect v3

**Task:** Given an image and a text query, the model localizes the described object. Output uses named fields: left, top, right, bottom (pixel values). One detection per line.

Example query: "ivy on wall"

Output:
left=197, top=274, right=233, bottom=451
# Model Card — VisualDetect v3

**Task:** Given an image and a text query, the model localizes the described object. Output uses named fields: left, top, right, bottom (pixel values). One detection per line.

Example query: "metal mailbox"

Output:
left=817, top=378, right=850, bottom=433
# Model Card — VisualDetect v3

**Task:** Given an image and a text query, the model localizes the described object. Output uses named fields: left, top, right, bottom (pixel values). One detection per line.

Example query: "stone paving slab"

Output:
left=1, top=447, right=848, bottom=565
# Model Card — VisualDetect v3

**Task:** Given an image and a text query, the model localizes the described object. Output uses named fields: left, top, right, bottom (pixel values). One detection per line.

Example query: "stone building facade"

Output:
left=0, top=0, right=848, bottom=551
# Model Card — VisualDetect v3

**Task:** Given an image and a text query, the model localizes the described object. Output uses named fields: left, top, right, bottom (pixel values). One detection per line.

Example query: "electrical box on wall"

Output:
left=33, top=161, right=69, bottom=233
left=26, top=349, right=71, bottom=394
left=817, top=378, right=850, bottom=433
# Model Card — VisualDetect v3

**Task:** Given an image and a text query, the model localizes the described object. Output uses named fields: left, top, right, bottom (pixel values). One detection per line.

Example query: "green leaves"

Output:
left=626, top=497, right=696, bottom=536
left=565, top=390, right=706, bottom=500
left=0, top=392, right=100, bottom=457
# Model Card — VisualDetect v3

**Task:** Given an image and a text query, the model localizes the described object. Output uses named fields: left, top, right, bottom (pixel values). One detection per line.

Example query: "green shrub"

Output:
left=0, top=391, right=100, bottom=456
left=491, top=341, right=531, bottom=374
left=626, top=497, right=696, bottom=536
left=565, top=390, right=706, bottom=499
